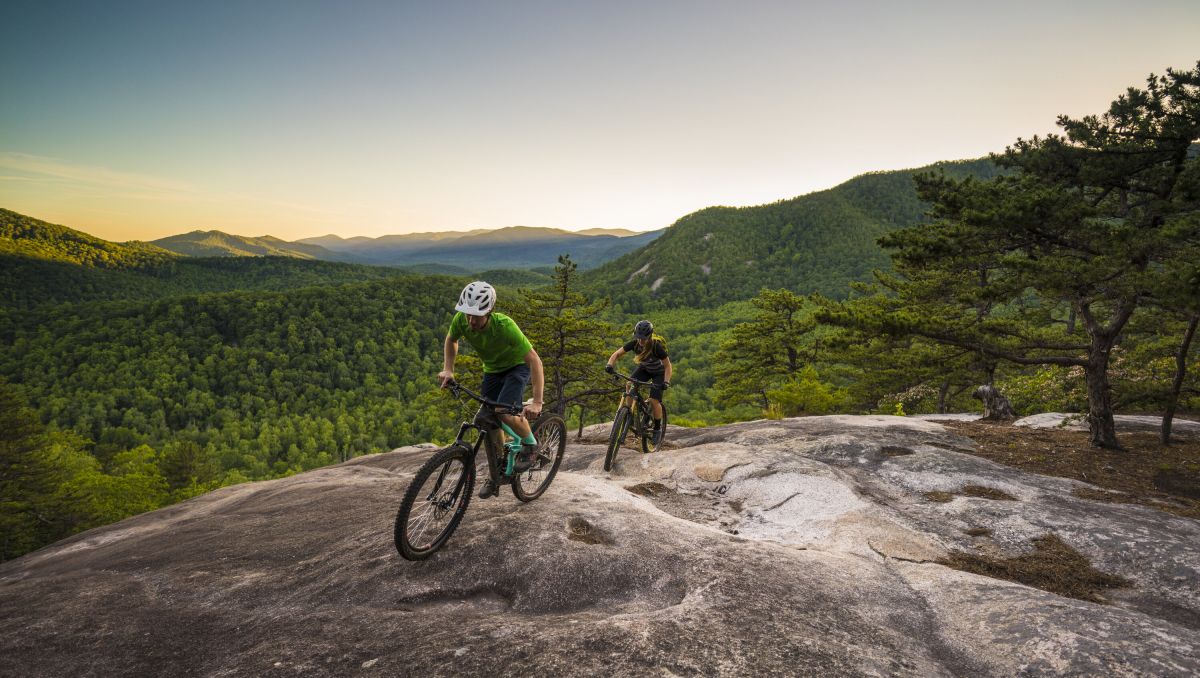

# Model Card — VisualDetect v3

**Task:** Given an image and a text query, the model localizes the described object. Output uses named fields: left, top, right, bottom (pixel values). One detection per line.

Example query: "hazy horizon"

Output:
left=143, top=223, right=653, bottom=243
left=2, top=1, right=1197, bottom=242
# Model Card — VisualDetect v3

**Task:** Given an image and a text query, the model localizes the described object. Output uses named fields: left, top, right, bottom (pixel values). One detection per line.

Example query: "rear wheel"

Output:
left=394, top=444, right=474, bottom=560
left=512, top=415, right=567, bottom=501
left=642, top=403, right=668, bottom=454
left=604, top=407, right=631, bottom=472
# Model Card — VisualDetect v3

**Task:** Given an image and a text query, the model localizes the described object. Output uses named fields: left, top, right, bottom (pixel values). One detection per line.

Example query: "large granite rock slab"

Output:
left=2, top=415, right=1197, bottom=676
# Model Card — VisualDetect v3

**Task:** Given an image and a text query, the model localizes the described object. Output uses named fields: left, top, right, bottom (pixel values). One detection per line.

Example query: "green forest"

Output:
left=3, top=63, right=1199, bottom=561
left=578, top=158, right=1005, bottom=312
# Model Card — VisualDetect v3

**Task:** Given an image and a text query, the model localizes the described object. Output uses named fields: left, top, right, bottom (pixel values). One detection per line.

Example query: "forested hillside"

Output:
left=1, top=208, right=174, bottom=268
left=581, top=159, right=1002, bottom=311
left=0, top=277, right=465, bottom=477
left=151, top=230, right=353, bottom=261
left=0, top=210, right=428, bottom=309
left=0, top=253, right=427, bottom=310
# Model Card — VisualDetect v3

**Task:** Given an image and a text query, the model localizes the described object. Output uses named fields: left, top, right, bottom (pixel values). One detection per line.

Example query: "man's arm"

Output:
left=437, top=334, right=457, bottom=387
left=524, top=348, right=544, bottom=418
left=662, top=356, right=673, bottom=385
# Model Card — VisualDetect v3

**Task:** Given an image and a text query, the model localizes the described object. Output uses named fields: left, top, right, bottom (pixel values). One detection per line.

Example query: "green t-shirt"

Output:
left=448, top=312, right=533, bottom=373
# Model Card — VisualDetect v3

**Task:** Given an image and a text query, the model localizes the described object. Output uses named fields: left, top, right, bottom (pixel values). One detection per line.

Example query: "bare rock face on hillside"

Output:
left=2, top=417, right=1199, bottom=676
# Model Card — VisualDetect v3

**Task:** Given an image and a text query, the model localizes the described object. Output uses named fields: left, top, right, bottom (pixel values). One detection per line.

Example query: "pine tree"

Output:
left=513, top=255, right=617, bottom=420
left=713, top=288, right=822, bottom=411
left=822, top=63, right=1200, bottom=448
left=0, top=380, right=55, bottom=560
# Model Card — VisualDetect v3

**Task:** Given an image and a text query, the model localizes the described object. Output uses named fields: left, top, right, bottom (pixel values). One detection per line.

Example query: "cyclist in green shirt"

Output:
left=438, top=281, right=545, bottom=498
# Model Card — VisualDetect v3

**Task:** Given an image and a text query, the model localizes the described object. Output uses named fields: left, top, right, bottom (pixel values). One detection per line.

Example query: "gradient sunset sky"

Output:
left=2, top=1, right=1198, bottom=242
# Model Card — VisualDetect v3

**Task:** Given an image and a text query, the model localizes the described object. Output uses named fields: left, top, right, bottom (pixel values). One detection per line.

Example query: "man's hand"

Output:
left=663, top=381, right=671, bottom=389
left=437, top=370, right=455, bottom=388
left=604, top=364, right=614, bottom=374
left=525, top=401, right=543, bottom=419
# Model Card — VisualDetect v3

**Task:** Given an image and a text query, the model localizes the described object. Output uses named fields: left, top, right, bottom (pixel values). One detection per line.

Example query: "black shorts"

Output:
left=632, top=366, right=665, bottom=402
left=480, top=364, right=531, bottom=411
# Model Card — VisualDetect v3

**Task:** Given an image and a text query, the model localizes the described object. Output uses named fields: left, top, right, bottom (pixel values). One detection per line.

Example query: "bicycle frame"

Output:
left=447, top=381, right=524, bottom=486
left=612, top=373, right=656, bottom=438
left=396, top=380, right=567, bottom=560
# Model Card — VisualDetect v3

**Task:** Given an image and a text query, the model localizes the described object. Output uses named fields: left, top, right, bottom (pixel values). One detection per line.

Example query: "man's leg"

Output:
left=494, top=365, right=539, bottom=472
left=494, top=363, right=533, bottom=436
left=477, top=371, right=507, bottom=498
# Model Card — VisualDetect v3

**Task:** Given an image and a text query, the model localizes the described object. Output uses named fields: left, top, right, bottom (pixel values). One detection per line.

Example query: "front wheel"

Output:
left=642, top=402, right=667, bottom=454
left=394, top=443, right=475, bottom=560
left=604, top=407, right=631, bottom=472
left=512, top=415, right=567, bottom=501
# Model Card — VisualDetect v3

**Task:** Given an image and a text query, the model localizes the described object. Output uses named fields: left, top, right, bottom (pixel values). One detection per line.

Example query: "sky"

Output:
left=1, top=1, right=1198, bottom=242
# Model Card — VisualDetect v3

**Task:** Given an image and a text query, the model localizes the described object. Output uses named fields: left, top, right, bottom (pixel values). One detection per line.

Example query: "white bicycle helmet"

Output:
left=455, top=281, right=496, bottom=316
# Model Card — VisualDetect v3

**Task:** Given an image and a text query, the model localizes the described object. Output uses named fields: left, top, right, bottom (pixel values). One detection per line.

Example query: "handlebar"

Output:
left=443, top=379, right=522, bottom=414
left=610, top=371, right=655, bottom=388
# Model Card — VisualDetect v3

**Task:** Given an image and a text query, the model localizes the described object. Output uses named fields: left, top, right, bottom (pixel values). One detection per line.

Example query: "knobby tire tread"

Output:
left=394, top=443, right=475, bottom=560
left=642, top=403, right=668, bottom=454
left=605, top=407, right=631, bottom=472
left=511, top=415, right=567, bottom=502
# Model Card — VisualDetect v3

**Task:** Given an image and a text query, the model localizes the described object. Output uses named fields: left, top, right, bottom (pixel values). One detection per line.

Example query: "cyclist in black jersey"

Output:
left=605, top=320, right=672, bottom=444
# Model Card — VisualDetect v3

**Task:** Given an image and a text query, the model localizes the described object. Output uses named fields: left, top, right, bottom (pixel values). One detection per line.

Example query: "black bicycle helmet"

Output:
left=633, top=319, right=653, bottom=339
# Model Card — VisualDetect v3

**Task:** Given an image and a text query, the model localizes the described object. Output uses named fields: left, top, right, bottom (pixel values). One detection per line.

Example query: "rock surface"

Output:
left=2, top=417, right=1199, bottom=676
left=1014, top=412, right=1200, bottom=438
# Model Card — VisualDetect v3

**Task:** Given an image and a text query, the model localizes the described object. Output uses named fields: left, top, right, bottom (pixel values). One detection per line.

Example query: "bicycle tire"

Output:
left=394, top=443, right=475, bottom=560
left=512, top=415, right=567, bottom=501
left=604, top=407, right=631, bottom=472
left=642, top=402, right=668, bottom=454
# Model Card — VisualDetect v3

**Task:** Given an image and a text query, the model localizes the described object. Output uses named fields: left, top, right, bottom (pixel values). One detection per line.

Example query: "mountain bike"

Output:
left=604, top=371, right=668, bottom=472
left=393, top=380, right=566, bottom=561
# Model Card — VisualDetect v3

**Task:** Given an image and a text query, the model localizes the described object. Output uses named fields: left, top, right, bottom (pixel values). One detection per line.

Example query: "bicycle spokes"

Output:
left=408, top=458, right=468, bottom=548
left=535, top=424, right=562, bottom=468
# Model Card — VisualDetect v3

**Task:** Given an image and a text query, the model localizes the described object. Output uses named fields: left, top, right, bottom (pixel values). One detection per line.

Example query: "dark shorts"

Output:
left=481, top=364, right=531, bottom=411
left=632, top=366, right=666, bottom=402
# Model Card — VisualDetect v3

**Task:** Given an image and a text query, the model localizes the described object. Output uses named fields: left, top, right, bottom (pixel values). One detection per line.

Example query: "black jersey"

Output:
left=623, top=338, right=668, bottom=374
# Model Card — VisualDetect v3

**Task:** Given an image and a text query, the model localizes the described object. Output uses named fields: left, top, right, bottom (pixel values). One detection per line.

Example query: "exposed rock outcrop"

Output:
left=2, top=418, right=1198, bottom=676
left=1015, top=412, right=1200, bottom=439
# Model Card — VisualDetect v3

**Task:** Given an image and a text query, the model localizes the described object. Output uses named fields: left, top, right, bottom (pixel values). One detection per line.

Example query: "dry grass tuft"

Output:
left=625, top=482, right=673, bottom=497
left=959, top=485, right=1017, bottom=501
left=939, top=534, right=1130, bottom=603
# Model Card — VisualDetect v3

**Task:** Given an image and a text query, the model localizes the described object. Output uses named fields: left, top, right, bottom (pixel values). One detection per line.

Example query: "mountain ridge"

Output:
left=1, top=207, right=176, bottom=268
left=579, top=157, right=1003, bottom=311
left=151, top=230, right=357, bottom=262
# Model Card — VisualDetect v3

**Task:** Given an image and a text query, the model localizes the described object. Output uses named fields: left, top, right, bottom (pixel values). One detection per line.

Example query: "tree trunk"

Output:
left=554, top=369, right=566, bottom=416
left=1084, top=336, right=1120, bottom=449
left=1078, top=300, right=1137, bottom=450
left=937, top=379, right=950, bottom=414
left=577, top=406, right=586, bottom=440
left=1162, top=314, right=1199, bottom=445
left=972, top=384, right=1016, bottom=420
